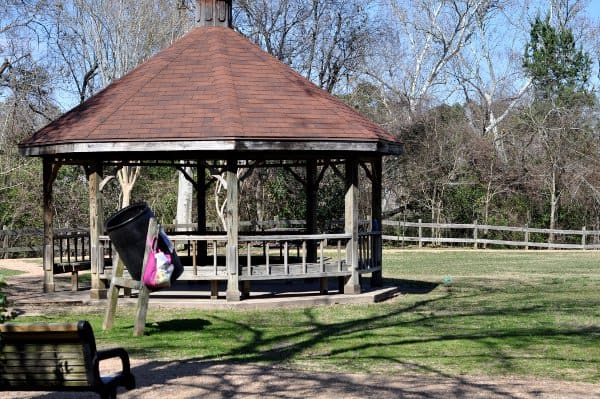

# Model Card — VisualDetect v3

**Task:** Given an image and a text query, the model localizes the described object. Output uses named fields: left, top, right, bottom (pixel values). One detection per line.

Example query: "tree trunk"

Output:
left=254, top=177, right=264, bottom=231
left=117, top=166, right=141, bottom=209
left=176, top=167, right=194, bottom=231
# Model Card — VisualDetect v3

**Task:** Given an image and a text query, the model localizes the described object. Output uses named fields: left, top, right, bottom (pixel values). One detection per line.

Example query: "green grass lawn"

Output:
left=0, top=268, right=26, bottom=277
left=8, top=250, right=600, bottom=382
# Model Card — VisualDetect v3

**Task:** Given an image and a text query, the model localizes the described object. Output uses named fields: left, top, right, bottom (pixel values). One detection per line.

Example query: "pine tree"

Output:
left=521, top=14, right=594, bottom=242
left=523, top=15, right=592, bottom=106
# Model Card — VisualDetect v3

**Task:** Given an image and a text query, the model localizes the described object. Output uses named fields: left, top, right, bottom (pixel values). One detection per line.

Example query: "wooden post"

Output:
left=103, top=255, right=125, bottom=331
left=210, top=280, right=219, bottom=299
left=133, top=218, right=159, bottom=337
left=88, top=161, right=106, bottom=299
left=344, top=158, right=360, bottom=295
left=473, top=220, right=478, bottom=249
left=320, top=277, right=328, bottom=295
left=581, top=226, right=587, bottom=250
left=418, top=219, right=423, bottom=248
left=371, top=157, right=383, bottom=287
left=70, top=271, right=78, bottom=292
left=241, top=280, right=250, bottom=299
left=225, top=159, right=241, bottom=301
left=524, top=225, right=529, bottom=250
left=306, top=159, right=318, bottom=262
left=42, top=158, right=59, bottom=293
left=197, top=162, right=207, bottom=265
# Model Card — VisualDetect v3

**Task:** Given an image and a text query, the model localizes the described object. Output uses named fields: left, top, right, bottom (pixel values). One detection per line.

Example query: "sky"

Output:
left=7, top=0, right=600, bottom=112
left=588, top=2, right=600, bottom=18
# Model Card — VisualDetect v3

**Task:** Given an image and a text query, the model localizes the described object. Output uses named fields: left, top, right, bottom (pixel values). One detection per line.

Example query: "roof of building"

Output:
left=20, top=27, right=401, bottom=157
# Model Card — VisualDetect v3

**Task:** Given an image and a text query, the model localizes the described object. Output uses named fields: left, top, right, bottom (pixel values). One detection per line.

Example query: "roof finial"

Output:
left=195, top=0, right=232, bottom=28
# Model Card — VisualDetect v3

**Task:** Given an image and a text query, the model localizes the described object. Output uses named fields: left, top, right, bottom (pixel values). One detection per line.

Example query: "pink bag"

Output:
left=142, top=237, right=174, bottom=291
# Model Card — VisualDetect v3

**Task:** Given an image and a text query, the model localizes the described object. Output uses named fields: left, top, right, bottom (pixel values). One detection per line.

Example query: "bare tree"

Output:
left=235, top=0, right=309, bottom=64
left=236, top=0, right=376, bottom=92
left=49, top=0, right=192, bottom=102
left=0, top=1, right=62, bottom=227
left=370, top=0, right=495, bottom=121
left=454, top=1, right=532, bottom=162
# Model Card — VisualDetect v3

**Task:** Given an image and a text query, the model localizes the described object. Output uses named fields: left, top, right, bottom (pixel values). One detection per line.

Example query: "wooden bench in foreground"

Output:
left=0, top=320, right=135, bottom=398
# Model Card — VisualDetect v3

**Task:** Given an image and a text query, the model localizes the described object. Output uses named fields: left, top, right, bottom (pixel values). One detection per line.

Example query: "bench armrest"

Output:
left=95, top=347, right=135, bottom=390
left=96, top=347, right=132, bottom=374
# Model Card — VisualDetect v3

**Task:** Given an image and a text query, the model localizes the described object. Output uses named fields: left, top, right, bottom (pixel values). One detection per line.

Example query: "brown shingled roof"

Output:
left=20, top=27, right=401, bottom=157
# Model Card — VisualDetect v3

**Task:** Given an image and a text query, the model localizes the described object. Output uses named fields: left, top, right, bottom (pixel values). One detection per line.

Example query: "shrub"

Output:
left=0, top=276, right=16, bottom=323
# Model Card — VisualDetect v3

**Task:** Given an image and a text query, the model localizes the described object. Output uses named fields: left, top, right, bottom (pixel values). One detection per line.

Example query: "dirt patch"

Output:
left=0, top=258, right=43, bottom=276
left=2, top=360, right=599, bottom=398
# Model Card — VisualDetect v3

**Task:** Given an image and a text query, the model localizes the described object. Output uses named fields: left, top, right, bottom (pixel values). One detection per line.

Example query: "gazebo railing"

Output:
left=53, top=230, right=91, bottom=269
left=358, top=231, right=382, bottom=271
left=238, top=233, right=350, bottom=278
left=169, top=234, right=228, bottom=277
left=100, top=231, right=382, bottom=280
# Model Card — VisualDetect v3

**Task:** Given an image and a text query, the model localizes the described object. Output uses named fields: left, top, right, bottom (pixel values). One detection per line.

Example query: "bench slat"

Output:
left=2, top=343, right=82, bottom=348
left=2, top=363, right=88, bottom=371
left=0, top=323, right=81, bottom=333
left=1, top=379, right=93, bottom=387
left=2, top=373, right=90, bottom=380
left=1, top=351, right=84, bottom=359
left=1, top=332, right=81, bottom=341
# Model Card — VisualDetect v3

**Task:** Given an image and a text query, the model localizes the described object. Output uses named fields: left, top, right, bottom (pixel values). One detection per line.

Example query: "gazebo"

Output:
left=19, top=0, right=402, bottom=302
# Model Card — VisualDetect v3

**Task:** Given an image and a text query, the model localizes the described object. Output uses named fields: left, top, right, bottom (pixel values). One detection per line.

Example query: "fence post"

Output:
left=524, top=225, right=529, bottom=250
left=581, top=226, right=587, bottom=250
left=418, top=219, right=423, bottom=248
left=2, top=226, right=8, bottom=259
left=473, top=220, right=478, bottom=249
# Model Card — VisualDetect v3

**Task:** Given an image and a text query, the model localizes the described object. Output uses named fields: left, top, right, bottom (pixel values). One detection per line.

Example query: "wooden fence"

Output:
left=382, top=220, right=600, bottom=250
left=1, top=227, right=44, bottom=258
left=2, top=218, right=600, bottom=259
left=0, top=227, right=90, bottom=259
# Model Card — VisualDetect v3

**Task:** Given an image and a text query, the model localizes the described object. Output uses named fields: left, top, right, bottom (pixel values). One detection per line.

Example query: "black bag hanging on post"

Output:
left=105, top=203, right=183, bottom=282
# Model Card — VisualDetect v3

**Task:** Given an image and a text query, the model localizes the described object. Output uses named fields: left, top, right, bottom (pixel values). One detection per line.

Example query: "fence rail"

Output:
left=382, top=220, right=600, bottom=250
left=1, top=227, right=90, bottom=259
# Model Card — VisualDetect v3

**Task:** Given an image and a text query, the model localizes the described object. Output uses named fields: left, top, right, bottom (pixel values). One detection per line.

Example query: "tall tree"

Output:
left=522, top=12, right=593, bottom=240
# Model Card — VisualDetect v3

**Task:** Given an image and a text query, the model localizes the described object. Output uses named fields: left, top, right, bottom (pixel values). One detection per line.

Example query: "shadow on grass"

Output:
left=145, top=318, right=212, bottom=333
left=384, top=278, right=439, bottom=294
left=15, top=277, right=600, bottom=398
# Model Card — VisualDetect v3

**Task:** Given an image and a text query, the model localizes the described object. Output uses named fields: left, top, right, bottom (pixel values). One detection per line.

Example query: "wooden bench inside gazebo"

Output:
left=18, top=0, right=402, bottom=302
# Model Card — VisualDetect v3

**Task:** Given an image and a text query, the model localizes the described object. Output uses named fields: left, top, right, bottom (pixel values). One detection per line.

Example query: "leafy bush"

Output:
left=0, top=276, right=16, bottom=323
